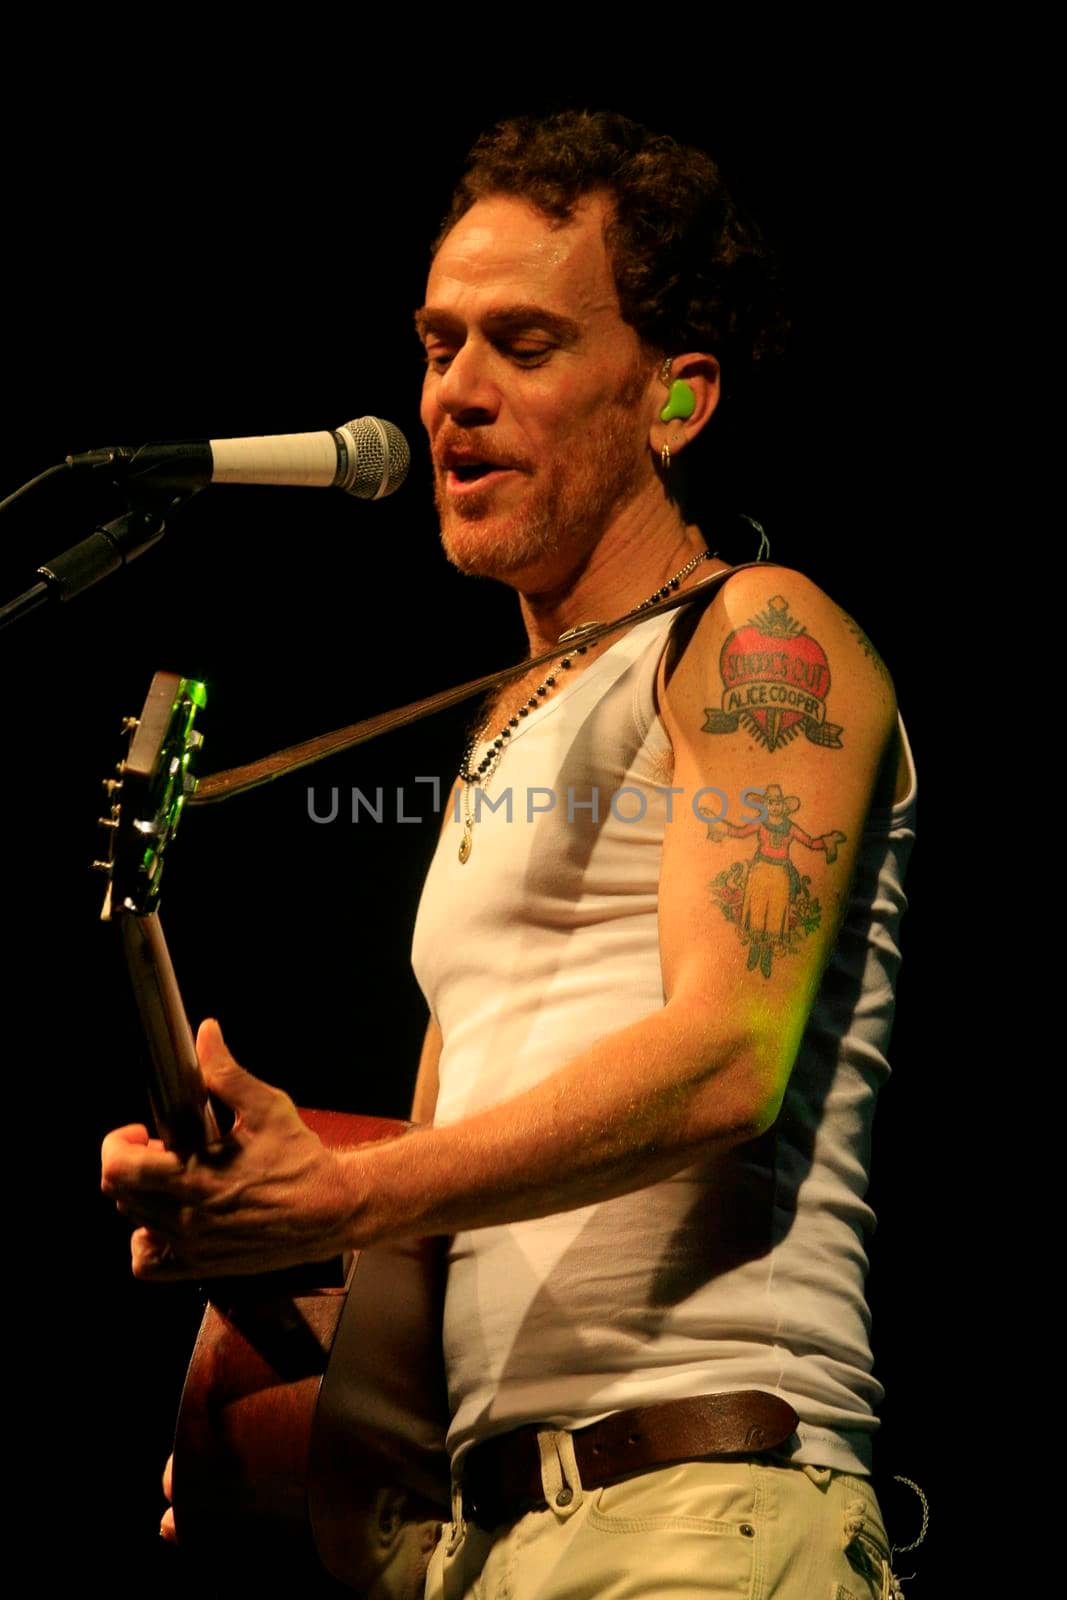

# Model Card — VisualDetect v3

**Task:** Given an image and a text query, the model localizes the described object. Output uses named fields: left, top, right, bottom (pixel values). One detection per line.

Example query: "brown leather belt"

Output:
left=461, top=1391, right=799, bottom=1528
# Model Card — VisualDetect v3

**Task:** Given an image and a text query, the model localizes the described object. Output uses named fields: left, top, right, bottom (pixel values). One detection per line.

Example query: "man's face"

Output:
left=417, top=193, right=657, bottom=588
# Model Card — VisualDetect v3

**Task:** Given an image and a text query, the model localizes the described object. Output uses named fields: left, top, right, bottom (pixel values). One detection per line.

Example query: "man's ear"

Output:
left=649, top=353, right=721, bottom=460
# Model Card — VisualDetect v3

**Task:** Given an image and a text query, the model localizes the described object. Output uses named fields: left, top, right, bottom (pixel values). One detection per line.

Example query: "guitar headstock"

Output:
left=97, top=672, right=207, bottom=920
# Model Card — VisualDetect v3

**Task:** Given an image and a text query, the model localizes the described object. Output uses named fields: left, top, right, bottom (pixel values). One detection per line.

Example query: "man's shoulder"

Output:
left=703, top=563, right=886, bottom=655
left=674, top=563, right=896, bottom=719
left=661, top=563, right=898, bottom=774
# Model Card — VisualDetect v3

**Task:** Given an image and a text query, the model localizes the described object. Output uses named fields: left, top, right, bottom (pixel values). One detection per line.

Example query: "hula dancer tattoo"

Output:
left=703, top=594, right=844, bottom=752
left=704, top=784, right=846, bottom=979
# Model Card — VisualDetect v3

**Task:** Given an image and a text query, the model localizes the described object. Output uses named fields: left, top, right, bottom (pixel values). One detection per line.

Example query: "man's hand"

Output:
left=101, top=1019, right=361, bottom=1279
left=161, top=1454, right=176, bottom=1543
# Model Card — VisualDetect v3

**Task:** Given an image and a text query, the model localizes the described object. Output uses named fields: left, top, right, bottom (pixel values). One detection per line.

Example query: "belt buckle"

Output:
left=461, top=1471, right=492, bottom=1528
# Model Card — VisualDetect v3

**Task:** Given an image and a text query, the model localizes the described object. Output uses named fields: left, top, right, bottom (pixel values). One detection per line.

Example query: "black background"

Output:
left=3, top=43, right=958, bottom=1596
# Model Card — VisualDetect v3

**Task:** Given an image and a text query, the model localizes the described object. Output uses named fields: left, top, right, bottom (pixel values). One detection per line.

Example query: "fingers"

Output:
left=113, top=1190, right=185, bottom=1231
left=132, top=1227, right=187, bottom=1280
left=195, top=1017, right=292, bottom=1133
left=101, top=1127, right=185, bottom=1196
left=131, top=1223, right=278, bottom=1281
left=161, top=1448, right=177, bottom=1542
left=105, top=1123, right=150, bottom=1147
left=105, top=1022, right=315, bottom=1280
left=196, top=1016, right=247, bottom=1093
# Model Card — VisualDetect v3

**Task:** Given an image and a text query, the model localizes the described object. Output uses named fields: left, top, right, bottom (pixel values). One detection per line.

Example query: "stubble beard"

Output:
left=434, top=402, right=649, bottom=585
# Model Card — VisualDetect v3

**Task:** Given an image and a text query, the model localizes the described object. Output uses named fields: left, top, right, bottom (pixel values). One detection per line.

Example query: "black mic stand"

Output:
left=0, top=487, right=198, bottom=632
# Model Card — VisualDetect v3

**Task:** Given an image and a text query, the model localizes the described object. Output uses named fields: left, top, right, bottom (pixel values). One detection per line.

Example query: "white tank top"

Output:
left=412, top=609, right=916, bottom=1473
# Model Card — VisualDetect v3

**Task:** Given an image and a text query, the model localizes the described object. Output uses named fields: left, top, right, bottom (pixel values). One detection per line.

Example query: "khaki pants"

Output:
left=425, top=1432, right=897, bottom=1599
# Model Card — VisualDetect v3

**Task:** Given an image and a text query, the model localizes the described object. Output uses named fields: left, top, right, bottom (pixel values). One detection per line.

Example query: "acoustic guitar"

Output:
left=97, top=670, right=450, bottom=1596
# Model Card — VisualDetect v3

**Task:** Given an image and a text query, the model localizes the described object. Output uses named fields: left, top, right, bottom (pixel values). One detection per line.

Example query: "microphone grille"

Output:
left=335, top=416, right=411, bottom=500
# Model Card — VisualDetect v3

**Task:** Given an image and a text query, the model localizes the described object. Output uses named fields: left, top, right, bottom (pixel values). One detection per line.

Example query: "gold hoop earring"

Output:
left=661, top=440, right=671, bottom=470
left=659, top=357, right=672, bottom=383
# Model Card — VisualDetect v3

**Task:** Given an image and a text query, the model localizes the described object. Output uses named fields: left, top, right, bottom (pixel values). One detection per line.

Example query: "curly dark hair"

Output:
left=435, top=109, right=785, bottom=394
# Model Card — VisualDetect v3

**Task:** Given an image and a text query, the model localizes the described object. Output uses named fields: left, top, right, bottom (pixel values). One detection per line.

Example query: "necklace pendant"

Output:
left=458, top=819, right=473, bottom=864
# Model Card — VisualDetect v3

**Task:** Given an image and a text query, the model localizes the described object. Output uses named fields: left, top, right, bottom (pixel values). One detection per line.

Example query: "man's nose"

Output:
left=434, top=341, right=500, bottom=425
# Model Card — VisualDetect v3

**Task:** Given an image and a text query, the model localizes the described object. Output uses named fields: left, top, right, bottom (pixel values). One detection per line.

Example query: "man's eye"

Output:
left=509, top=344, right=552, bottom=365
left=423, top=348, right=454, bottom=373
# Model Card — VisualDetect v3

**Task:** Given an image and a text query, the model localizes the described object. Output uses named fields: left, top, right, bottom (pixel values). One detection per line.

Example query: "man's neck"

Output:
left=515, top=498, right=719, bottom=657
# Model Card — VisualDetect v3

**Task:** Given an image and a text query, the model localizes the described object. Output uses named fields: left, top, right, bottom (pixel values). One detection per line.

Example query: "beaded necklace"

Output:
left=456, top=549, right=710, bottom=863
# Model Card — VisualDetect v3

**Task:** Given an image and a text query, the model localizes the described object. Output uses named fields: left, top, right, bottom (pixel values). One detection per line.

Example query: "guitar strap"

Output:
left=190, top=561, right=770, bottom=807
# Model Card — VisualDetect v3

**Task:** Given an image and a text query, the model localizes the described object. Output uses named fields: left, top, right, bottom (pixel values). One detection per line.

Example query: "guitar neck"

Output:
left=118, top=910, right=219, bottom=1155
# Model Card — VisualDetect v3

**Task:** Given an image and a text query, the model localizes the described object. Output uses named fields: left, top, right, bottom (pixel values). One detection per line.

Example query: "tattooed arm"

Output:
left=705, top=817, right=848, bottom=862
left=659, top=563, right=898, bottom=1033
left=103, top=565, right=898, bottom=1275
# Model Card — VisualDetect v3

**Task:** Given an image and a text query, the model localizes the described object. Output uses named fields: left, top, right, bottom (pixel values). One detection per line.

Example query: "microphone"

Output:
left=67, top=416, right=411, bottom=500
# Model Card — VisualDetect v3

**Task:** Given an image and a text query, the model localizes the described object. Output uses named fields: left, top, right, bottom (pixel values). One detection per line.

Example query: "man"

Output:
left=102, top=112, right=915, bottom=1598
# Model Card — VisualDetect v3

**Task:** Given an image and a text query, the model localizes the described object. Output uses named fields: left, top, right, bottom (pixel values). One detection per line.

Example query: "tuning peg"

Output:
left=121, top=716, right=140, bottom=734
left=97, top=816, right=119, bottom=830
left=186, top=729, right=204, bottom=750
left=102, top=777, right=123, bottom=797
left=90, top=860, right=113, bottom=874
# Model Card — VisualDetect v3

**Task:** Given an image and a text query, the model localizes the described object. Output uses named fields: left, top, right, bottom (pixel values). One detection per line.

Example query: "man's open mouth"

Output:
left=439, top=442, right=525, bottom=495
left=443, top=456, right=522, bottom=495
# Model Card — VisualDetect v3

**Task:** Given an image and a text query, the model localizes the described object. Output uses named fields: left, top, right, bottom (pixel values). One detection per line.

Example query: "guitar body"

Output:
left=172, top=1110, right=451, bottom=1596
left=99, top=676, right=451, bottom=1596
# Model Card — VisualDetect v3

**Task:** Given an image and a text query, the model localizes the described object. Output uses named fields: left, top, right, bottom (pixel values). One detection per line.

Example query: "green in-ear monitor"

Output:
left=659, top=379, right=696, bottom=424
